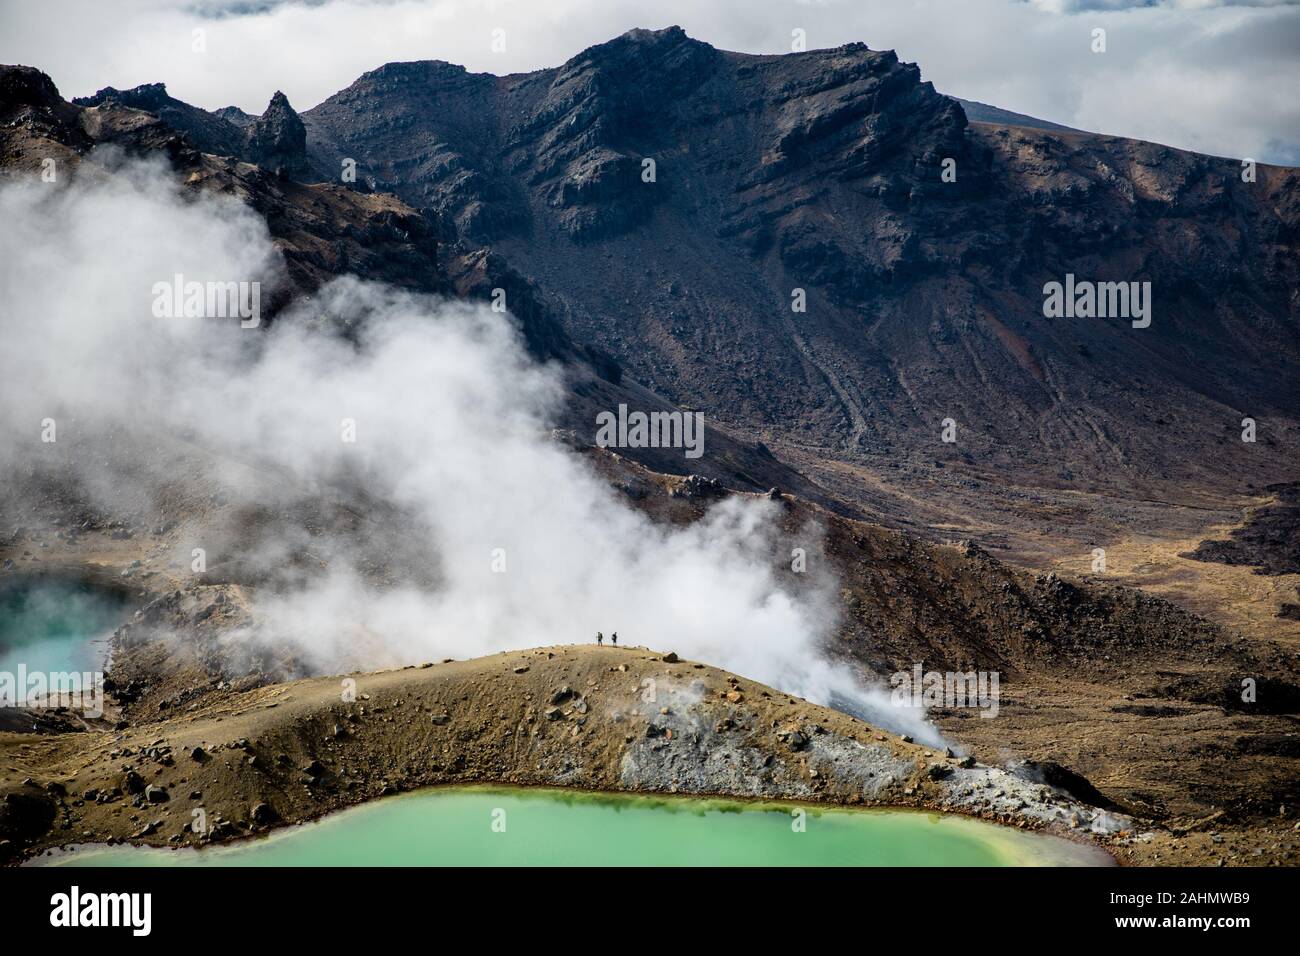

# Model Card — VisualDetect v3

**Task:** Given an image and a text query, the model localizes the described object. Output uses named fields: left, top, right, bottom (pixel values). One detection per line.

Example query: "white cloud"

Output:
left=0, top=0, right=1296, bottom=164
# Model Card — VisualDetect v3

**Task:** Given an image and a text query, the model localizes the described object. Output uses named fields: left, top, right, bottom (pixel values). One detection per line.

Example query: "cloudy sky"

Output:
left=2, top=0, right=1297, bottom=164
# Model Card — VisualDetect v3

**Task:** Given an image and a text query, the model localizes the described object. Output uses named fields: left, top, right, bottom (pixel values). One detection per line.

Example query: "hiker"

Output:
left=611, top=632, right=618, bottom=646
left=596, top=631, right=603, bottom=645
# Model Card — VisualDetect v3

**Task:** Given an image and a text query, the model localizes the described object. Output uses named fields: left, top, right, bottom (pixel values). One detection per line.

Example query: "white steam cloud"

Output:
left=0, top=156, right=941, bottom=745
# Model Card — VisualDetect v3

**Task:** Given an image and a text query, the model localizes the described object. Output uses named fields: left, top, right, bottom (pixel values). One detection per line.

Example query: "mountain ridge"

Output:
left=6, top=25, right=1298, bottom=548
left=290, top=26, right=1298, bottom=512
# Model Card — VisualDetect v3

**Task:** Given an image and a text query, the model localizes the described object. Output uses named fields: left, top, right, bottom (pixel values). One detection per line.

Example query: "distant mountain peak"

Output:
left=246, top=90, right=307, bottom=177
left=75, top=81, right=169, bottom=108
left=565, top=23, right=717, bottom=74
left=213, top=104, right=255, bottom=127
left=618, top=24, right=689, bottom=41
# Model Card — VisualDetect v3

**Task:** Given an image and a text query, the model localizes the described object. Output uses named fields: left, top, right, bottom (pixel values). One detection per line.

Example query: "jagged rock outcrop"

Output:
left=244, top=90, right=309, bottom=179
left=73, top=82, right=248, bottom=158
left=1, top=63, right=67, bottom=115
left=213, top=104, right=255, bottom=127
left=5, top=67, right=438, bottom=303
left=1, top=64, right=89, bottom=151
left=303, top=58, right=525, bottom=239
left=75, top=84, right=311, bottom=181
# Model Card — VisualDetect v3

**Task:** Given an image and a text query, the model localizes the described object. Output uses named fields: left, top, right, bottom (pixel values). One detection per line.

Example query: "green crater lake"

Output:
left=33, top=785, right=1111, bottom=866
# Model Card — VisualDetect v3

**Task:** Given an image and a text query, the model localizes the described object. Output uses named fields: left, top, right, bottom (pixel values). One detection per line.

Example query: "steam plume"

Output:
left=0, top=157, right=942, bottom=745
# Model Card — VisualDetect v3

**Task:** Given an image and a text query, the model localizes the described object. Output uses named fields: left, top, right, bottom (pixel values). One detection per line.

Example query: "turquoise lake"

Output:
left=0, top=575, right=127, bottom=698
left=32, top=785, right=1112, bottom=867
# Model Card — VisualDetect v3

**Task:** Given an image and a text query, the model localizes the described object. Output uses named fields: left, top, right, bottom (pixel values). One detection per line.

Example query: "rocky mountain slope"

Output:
left=953, top=99, right=1079, bottom=133
left=0, top=63, right=825, bottom=505
left=292, top=26, right=1298, bottom=504
left=21, top=28, right=1298, bottom=519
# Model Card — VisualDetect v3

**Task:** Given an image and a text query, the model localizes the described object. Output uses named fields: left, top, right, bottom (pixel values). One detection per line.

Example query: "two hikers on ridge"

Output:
left=596, top=631, right=618, bottom=646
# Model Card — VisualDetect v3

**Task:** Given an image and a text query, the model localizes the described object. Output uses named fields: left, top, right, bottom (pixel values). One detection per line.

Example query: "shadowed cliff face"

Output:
left=296, top=26, right=1298, bottom=497
left=244, top=90, right=310, bottom=179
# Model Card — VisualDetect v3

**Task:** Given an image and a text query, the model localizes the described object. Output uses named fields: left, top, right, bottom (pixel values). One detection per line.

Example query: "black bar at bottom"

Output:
left=0, top=865, right=1283, bottom=941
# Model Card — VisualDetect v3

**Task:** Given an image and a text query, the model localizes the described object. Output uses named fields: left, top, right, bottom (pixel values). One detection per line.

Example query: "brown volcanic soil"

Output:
left=2, top=645, right=1121, bottom=865
left=2, top=643, right=1293, bottom=867
left=782, top=440, right=1300, bottom=647
left=813, top=506, right=1300, bottom=839
left=8, top=450, right=1297, bottom=865
left=1184, top=482, right=1300, bottom=578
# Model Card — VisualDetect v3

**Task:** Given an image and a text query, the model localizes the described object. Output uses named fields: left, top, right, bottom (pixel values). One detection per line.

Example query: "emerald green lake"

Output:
left=33, top=785, right=1111, bottom=867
